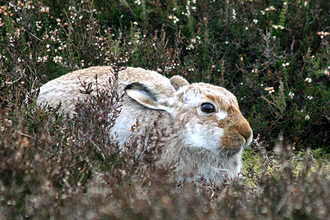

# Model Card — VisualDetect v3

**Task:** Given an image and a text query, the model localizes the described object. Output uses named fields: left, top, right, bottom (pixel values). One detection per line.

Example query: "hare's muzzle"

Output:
left=220, top=111, right=253, bottom=149
left=237, top=119, right=253, bottom=147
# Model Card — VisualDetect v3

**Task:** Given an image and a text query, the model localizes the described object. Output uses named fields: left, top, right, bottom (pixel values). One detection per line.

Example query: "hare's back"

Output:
left=118, top=67, right=173, bottom=91
left=37, top=66, right=115, bottom=112
left=37, top=66, right=173, bottom=113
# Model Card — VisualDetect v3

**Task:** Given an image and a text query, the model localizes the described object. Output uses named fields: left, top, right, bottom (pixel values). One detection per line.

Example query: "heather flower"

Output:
left=304, top=77, right=312, bottom=83
left=272, top=25, right=285, bottom=30
left=288, top=92, right=295, bottom=98
left=168, top=15, right=179, bottom=24
left=265, top=6, right=276, bottom=11
left=265, top=87, right=275, bottom=93
left=53, top=55, right=63, bottom=63
left=317, top=31, right=329, bottom=38
left=40, top=6, right=49, bottom=13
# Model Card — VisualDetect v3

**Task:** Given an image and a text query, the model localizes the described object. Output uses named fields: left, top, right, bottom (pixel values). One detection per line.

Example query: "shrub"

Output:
left=1, top=0, right=330, bottom=218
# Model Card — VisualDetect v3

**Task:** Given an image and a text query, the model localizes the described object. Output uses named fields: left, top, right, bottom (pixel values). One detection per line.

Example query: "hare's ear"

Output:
left=125, top=82, right=174, bottom=112
left=170, top=75, right=189, bottom=90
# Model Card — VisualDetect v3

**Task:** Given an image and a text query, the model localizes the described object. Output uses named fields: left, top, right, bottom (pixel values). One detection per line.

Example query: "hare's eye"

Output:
left=201, top=103, right=215, bottom=113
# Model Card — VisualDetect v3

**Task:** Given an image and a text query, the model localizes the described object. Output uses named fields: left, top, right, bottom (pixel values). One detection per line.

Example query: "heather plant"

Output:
left=1, top=0, right=330, bottom=219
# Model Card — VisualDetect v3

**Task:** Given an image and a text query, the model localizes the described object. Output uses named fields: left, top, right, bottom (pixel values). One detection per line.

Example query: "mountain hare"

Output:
left=37, top=66, right=253, bottom=184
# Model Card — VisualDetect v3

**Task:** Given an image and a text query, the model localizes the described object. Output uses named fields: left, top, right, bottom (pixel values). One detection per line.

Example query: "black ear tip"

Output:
left=125, top=82, right=158, bottom=101
left=125, top=82, right=152, bottom=94
left=124, top=82, right=143, bottom=91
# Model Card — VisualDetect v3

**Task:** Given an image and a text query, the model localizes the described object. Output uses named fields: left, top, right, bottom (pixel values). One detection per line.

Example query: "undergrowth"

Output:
left=1, top=0, right=330, bottom=219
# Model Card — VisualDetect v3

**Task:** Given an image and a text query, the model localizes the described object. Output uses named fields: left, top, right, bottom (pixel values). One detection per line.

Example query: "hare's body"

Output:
left=37, top=66, right=253, bottom=184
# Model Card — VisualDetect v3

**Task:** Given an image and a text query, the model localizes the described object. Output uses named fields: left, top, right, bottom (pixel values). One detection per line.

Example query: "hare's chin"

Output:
left=221, top=147, right=242, bottom=157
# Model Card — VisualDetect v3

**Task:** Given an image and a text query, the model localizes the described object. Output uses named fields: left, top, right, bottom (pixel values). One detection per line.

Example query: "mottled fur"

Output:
left=37, top=66, right=253, bottom=184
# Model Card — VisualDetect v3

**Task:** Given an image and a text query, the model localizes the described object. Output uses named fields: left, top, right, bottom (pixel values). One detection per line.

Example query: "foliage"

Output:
left=1, top=0, right=330, bottom=219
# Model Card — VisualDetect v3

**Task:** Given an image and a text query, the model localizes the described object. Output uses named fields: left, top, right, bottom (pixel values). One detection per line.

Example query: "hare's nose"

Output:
left=237, top=118, right=253, bottom=146
left=240, top=129, right=253, bottom=145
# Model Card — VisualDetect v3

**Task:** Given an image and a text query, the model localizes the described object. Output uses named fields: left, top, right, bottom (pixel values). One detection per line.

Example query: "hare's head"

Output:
left=125, top=76, right=252, bottom=155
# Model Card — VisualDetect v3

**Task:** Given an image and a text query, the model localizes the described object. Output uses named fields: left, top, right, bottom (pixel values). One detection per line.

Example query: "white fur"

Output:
left=216, top=111, right=228, bottom=120
left=185, top=122, right=224, bottom=153
left=37, top=66, right=253, bottom=184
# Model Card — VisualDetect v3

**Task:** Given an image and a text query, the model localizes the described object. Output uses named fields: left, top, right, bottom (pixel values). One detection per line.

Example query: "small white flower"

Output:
left=272, top=25, right=284, bottom=30
left=53, top=55, right=63, bottom=64
left=186, top=44, right=194, bottom=50
left=253, top=19, right=258, bottom=24
left=317, top=31, right=329, bottom=38
left=38, top=56, right=48, bottom=63
left=265, top=87, right=275, bottom=93
left=40, top=6, right=49, bottom=13
left=133, top=21, right=138, bottom=25
left=305, top=115, right=310, bottom=121
left=265, top=6, right=276, bottom=11
left=288, top=92, right=295, bottom=98
left=172, top=16, right=179, bottom=24
left=304, top=77, right=312, bottom=83
left=307, top=96, right=313, bottom=100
